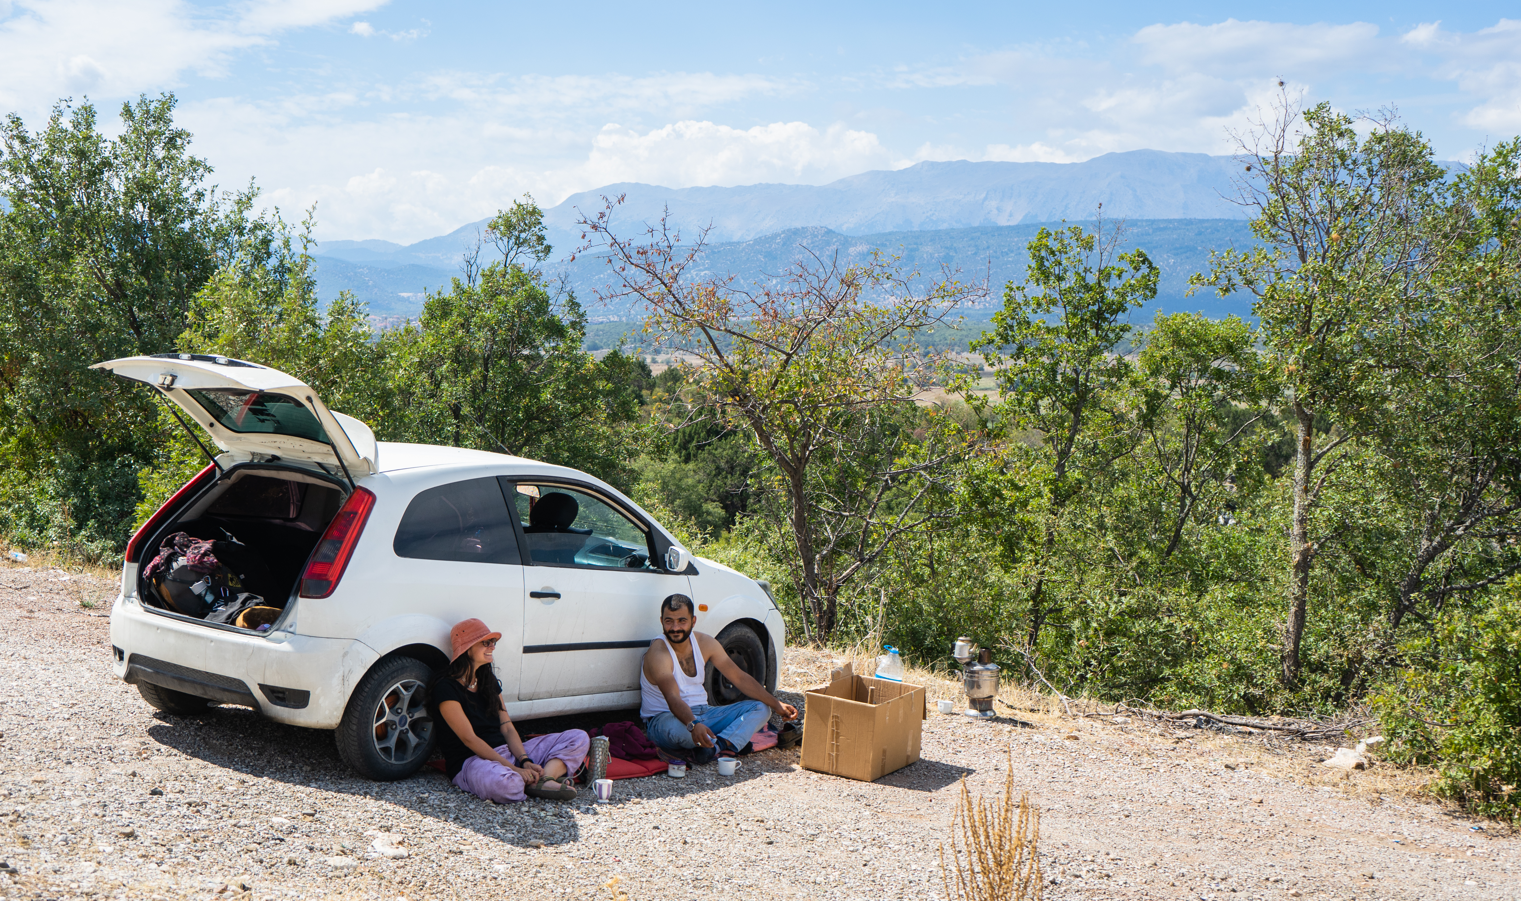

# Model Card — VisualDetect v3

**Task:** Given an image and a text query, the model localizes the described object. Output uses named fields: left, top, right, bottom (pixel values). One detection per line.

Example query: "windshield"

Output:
left=184, top=389, right=329, bottom=443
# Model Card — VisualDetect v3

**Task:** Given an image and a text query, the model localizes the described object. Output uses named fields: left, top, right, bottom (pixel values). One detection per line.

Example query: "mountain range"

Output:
left=312, top=149, right=1258, bottom=321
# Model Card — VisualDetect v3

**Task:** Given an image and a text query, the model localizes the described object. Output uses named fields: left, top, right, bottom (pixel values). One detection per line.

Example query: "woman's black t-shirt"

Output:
left=430, top=672, right=507, bottom=778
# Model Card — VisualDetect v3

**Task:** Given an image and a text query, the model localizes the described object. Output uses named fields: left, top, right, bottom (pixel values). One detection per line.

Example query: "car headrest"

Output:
left=532, top=492, right=580, bottom=531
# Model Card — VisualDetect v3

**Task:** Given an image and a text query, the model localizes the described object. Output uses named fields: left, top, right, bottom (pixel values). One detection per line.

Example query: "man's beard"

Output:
left=663, top=628, right=690, bottom=646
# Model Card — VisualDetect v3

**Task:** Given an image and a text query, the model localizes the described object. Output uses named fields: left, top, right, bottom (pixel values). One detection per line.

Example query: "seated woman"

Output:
left=431, top=618, right=588, bottom=802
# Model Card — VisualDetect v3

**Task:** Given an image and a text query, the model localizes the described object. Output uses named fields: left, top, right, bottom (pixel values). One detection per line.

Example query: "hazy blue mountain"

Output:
left=318, top=149, right=1248, bottom=270
left=562, top=219, right=1257, bottom=323
left=544, top=149, right=1247, bottom=250
left=312, top=218, right=1258, bottom=325
left=312, top=150, right=1259, bottom=321
left=309, top=256, right=453, bottom=315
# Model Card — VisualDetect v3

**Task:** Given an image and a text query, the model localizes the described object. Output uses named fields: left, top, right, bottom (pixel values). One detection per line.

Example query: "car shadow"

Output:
left=143, top=701, right=810, bottom=851
left=142, top=685, right=961, bottom=848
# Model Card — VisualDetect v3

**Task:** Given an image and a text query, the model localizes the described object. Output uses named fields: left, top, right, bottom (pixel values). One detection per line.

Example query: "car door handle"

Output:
left=529, top=591, right=561, bottom=599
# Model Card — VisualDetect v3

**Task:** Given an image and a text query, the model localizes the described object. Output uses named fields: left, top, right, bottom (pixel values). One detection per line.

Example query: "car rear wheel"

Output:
left=137, top=681, right=214, bottom=715
left=707, top=623, right=767, bottom=706
left=337, top=656, right=437, bottom=781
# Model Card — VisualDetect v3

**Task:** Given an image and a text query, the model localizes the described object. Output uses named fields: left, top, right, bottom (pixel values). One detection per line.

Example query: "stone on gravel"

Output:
left=368, top=831, right=409, bottom=859
left=1322, top=747, right=1368, bottom=770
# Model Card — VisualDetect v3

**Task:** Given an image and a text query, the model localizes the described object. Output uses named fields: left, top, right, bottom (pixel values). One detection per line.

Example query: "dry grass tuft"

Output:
left=941, top=751, right=1042, bottom=901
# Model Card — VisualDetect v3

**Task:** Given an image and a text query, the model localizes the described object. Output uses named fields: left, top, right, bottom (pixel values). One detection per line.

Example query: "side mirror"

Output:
left=664, top=546, right=691, bottom=573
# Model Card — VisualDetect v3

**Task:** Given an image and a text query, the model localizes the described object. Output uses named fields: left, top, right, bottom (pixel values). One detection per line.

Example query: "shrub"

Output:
left=1373, top=578, right=1521, bottom=822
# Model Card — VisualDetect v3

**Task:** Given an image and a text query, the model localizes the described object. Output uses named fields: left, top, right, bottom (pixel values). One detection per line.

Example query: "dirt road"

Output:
left=0, top=560, right=1515, bottom=900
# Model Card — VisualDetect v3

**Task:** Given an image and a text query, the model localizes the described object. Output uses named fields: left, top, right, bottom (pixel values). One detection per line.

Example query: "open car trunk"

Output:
left=137, top=466, right=348, bottom=629
left=90, top=354, right=372, bottom=631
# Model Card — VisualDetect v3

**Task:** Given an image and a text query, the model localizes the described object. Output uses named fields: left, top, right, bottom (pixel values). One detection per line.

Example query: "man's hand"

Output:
left=522, top=760, right=545, bottom=783
left=691, top=722, right=716, bottom=749
left=775, top=702, right=798, bottom=720
left=515, top=763, right=541, bottom=786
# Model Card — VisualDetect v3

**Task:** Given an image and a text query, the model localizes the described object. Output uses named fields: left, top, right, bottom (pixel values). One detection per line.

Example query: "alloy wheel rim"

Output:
left=371, top=678, right=432, bottom=764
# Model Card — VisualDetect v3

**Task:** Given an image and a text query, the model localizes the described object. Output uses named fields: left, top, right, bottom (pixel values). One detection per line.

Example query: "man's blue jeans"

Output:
left=644, top=701, right=771, bottom=755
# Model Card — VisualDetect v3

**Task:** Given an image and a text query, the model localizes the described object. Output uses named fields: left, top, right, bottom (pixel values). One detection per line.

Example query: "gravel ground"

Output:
left=0, top=560, right=1518, bottom=901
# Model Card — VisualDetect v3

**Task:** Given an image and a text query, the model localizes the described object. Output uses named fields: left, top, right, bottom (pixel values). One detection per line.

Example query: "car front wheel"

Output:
left=707, top=623, right=767, bottom=706
left=337, top=656, right=437, bottom=781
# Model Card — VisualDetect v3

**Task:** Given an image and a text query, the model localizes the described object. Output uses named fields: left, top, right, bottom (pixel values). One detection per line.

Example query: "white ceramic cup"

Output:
left=667, top=762, right=687, bottom=778
left=937, top=699, right=954, bottom=714
left=593, top=778, right=614, bottom=803
left=717, top=757, right=739, bottom=776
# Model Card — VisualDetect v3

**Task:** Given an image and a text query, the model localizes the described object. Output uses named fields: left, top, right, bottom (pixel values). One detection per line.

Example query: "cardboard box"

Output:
left=800, top=662, right=926, bottom=782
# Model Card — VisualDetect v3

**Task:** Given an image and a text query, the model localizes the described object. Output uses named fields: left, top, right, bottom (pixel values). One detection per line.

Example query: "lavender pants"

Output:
left=453, top=729, right=590, bottom=803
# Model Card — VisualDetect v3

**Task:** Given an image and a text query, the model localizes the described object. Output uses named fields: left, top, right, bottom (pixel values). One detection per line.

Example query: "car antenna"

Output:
left=158, top=397, right=223, bottom=475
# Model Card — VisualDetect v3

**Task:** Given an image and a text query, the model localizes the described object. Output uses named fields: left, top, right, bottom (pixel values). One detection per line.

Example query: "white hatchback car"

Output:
left=96, top=354, right=785, bottom=780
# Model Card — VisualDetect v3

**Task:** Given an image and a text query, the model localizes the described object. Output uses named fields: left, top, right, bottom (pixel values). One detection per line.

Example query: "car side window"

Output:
left=510, top=483, right=653, bottom=569
left=394, top=478, right=520, bottom=565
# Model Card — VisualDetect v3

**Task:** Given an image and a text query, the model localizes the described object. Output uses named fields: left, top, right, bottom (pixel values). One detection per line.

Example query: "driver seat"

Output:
left=522, top=492, right=591, bottom=565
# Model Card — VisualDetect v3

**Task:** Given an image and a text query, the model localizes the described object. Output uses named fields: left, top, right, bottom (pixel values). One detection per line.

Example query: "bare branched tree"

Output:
left=578, top=196, right=987, bottom=639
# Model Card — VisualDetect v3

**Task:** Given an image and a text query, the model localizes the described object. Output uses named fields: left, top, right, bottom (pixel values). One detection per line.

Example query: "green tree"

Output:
left=1194, top=96, right=1450, bottom=686
left=0, top=94, right=260, bottom=555
left=1127, top=312, right=1271, bottom=561
left=387, top=203, right=645, bottom=487
left=970, top=220, right=1159, bottom=650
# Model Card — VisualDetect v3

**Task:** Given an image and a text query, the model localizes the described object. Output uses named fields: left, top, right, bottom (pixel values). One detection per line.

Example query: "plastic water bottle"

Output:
left=874, top=645, right=904, bottom=682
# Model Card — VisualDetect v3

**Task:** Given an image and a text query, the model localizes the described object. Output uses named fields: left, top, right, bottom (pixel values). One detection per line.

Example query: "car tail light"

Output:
left=299, top=487, right=376, bottom=598
left=125, top=464, right=216, bottom=564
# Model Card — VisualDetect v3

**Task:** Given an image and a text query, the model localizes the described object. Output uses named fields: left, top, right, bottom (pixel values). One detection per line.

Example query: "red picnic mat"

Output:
left=424, top=755, right=668, bottom=781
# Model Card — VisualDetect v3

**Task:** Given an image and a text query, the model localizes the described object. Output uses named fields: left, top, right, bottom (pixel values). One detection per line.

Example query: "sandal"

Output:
left=777, top=722, right=803, bottom=748
left=524, top=779, right=578, bottom=801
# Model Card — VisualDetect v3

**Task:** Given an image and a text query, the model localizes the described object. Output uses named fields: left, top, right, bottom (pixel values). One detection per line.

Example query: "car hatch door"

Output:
left=91, top=353, right=376, bottom=474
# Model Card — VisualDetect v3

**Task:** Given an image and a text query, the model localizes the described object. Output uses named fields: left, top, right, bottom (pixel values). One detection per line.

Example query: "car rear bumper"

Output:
left=109, top=594, right=375, bottom=729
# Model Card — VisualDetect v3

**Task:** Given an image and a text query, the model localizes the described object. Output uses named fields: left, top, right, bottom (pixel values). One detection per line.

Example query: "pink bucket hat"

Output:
left=449, top=618, right=502, bottom=662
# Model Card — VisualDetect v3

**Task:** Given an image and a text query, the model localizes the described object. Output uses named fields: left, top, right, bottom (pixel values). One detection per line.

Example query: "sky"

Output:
left=1, top=1, right=1518, bottom=243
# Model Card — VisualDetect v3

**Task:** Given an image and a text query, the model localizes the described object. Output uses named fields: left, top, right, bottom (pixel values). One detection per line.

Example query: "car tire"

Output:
left=708, top=623, right=767, bottom=707
left=137, top=681, right=213, bottom=715
left=336, top=656, right=438, bottom=781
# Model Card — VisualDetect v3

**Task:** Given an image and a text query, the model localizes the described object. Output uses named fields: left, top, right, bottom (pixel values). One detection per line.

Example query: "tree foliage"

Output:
left=0, top=94, right=263, bottom=556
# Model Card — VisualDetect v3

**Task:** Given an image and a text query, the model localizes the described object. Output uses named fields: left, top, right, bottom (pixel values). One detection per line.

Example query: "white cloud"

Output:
left=1132, top=19, right=1386, bottom=77
left=348, top=17, right=426, bottom=41
left=981, top=142, right=1079, bottom=163
left=236, top=0, right=388, bottom=34
left=0, top=0, right=385, bottom=118
left=908, top=140, right=1079, bottom=164
left=571, top=120, right=892, bottom=189
left=417, top=71, right=799, bottom=122
left=1403, top=19, right=1521, bottom=131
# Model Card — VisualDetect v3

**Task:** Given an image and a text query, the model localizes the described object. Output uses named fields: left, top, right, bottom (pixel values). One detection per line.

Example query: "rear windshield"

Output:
left=185, top=389, right=328, bottom=443
left=207, top=475, right=310, bottom=521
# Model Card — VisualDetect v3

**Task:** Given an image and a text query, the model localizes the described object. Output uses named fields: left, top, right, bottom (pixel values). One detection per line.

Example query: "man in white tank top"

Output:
left=640, top=594, right=796, bottom=763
